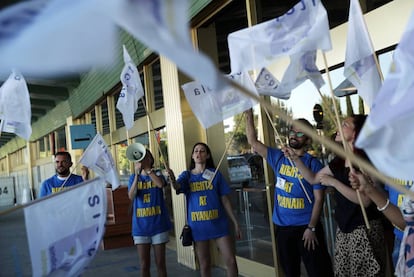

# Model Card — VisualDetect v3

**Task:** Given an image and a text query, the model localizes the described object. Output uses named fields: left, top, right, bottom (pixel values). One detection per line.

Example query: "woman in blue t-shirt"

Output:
left=168, top=142, right=241, bottom=277
left=128, top=149, right=172, bottom=277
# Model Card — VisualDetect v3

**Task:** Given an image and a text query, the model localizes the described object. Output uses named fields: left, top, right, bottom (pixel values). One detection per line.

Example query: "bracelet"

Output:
left=377, top=199, right=390, bottom=211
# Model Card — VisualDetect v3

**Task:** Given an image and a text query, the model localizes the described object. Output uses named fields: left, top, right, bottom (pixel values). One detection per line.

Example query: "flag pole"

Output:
left=225, top=76, right=414, bottom=201
left=0, top=178, right=99, bottom=216
left=59, top=142, right=93, bottom=190
left=357, top=2, right=384, bottom=82
left=0, top=119, right=3, bottom=138
left=322, top=52, right=370, bottom=229
left=140, top=98, right=170, bottom=170
left=207, top=112, right=246, bottom=185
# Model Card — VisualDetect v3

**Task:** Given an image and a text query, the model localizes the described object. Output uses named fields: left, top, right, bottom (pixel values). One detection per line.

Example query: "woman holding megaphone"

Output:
left=127, top=143, right=172, bottom=277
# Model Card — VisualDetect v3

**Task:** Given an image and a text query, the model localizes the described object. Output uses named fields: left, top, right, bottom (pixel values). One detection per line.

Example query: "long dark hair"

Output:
left=352, top=114, right=369, bottom=160
left=352, top=114, right=367, bottom=140
left=189, top=142, right=215, bottom=170
left=331, top=114, right=369, bottom=169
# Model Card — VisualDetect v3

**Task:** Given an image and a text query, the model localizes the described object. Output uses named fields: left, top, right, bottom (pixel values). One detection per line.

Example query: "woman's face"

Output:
left=335, top=117, right=356, bottom=143
left=192, top=144, right=209, bottom=164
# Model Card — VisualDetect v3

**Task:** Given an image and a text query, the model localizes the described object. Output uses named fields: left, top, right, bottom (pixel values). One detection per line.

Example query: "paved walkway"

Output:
left=0, top=205, right=228, bottom=277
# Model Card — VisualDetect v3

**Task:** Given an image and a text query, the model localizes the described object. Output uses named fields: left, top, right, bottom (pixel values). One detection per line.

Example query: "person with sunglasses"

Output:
left=283, top=115, right=387, bottom=277
left=245, top=109, right=333, bottom=277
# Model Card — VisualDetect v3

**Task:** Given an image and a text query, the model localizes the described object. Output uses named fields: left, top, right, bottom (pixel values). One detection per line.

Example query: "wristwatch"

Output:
left=307, top=226, right=316, bottom=232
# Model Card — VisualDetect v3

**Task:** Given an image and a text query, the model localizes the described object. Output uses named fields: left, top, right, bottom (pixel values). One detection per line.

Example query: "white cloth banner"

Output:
left=116, top=45, right=144, bottom=130
left=279, top=51, right=325, bottom=92
left=109, top=0, right=226, bottom=90
left=344, top=0, right=382, bottom=107
left=356, top=11, right=414, bottom=181
left=79, top=133, right=120, bottom=189
left=0, top=70, right=32, bottom=140
left=0, top=0, right=117, bottom=77
left=182, top=72, right=258, bottom=129
left=254, top=67, right=287, bottom=99
left=228, top=0, right=331, bottom=73
left=23, top=178, right=107, bottom=277
left=396, top=185, right=414, bottom=276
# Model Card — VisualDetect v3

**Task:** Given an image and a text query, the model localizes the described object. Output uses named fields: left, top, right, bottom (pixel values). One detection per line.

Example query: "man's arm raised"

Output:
left=245, top=108, right=268, bottom=159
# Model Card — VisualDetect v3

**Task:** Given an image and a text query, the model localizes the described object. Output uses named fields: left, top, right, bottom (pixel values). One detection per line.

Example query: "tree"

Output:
left=117, top=143, right=130, bottom=175
left=346, top=95, right=354, bottom=116
left=358, top=96, right=365, bottom=115
left=225, top=99, right=292, bottom=155
left=225, top=113, right=250, bottom=155
left=319, top=94, right=342, bottom=138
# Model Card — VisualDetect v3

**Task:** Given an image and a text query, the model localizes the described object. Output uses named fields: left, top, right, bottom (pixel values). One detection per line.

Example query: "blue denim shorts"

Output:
left=133, top=231, right=169, bottom=245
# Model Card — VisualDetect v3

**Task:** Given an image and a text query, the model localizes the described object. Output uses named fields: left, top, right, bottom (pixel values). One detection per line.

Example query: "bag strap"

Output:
left=184, top=170, right=190, bottom=225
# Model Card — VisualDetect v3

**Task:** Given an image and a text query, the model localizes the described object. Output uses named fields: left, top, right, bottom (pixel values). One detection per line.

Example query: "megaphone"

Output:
left=126, top=143, right=147, bottom=162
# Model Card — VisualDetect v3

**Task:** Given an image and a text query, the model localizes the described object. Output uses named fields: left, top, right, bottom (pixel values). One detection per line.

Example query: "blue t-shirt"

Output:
left=39, top=174, right=84, bottom=197
left=267, top=148, right=324, bottom=226
left=176, top=168, right=231, bottom=241
left=128, top=171, right=172, bottom=237
left=385, top=180, right=414, bottom=239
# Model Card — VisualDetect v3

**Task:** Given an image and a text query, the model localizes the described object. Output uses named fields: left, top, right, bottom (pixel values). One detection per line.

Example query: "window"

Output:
left=101, top=100, right=110, bottom=135
left=55, top=128, right=66, bottom=152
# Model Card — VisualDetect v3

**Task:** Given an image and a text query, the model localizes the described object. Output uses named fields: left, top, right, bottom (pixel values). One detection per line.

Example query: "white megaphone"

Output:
left=126, top=143, right=147, bottom=162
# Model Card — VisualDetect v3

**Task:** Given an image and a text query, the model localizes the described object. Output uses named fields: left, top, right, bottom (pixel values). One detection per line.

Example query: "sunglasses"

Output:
left=289, top=130, right=305, bottom=138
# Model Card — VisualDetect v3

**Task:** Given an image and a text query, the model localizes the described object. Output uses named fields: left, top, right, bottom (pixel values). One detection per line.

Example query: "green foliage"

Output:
left=358, top=96, right=365, bottom=115
left=117, top=144, right=130, bottom=175
left=225, top=99, right=292, bottom=155
left=225, top=113, right=249, bottom=155
left=346, top=95, right=354, bottom=116
left=319, top=94, right=343, bottom=138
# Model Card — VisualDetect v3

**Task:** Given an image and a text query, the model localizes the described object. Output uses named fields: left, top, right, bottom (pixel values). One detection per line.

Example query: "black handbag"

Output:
left=180, top=224, right=193, bottom=246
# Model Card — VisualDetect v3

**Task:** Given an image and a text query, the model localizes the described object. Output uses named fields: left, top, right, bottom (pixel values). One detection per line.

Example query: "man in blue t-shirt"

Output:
left=39, top=151, right=88, bottom=197
left=246, top=109, right=333, bottom=277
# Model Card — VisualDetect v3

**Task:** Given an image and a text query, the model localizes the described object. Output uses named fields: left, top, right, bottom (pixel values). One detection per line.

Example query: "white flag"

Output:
left=344, top=0, right=382, bottom=107
left=254, top=67, right=287, bottom=99
left=24, top=178, right=107, bottom=277
left=228, top=0, right=331, bottom=73
left=79, top=133, right=120, bottom=190
left=0, top=70, right=32, bottom=140
left=182, top=72, right=258, bottom=129
left=0, top=0, right=117, bottom=77
left=108, top=0, right=226, bottom=90
left=278, top=51, right=326, bottom=93
left=356, top=12, right=414, bottom=181
left=116, top=45, right=144, bottom=130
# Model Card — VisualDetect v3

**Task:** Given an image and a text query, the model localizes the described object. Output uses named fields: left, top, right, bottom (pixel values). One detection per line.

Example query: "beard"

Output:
left=289, top=138, right=305, bottom=150
left=56, top=167, right=70, bottom=176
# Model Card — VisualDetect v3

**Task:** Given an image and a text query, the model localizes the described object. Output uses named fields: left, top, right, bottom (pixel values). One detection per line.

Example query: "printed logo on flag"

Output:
left=24, top=178, right=107, bottom=276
